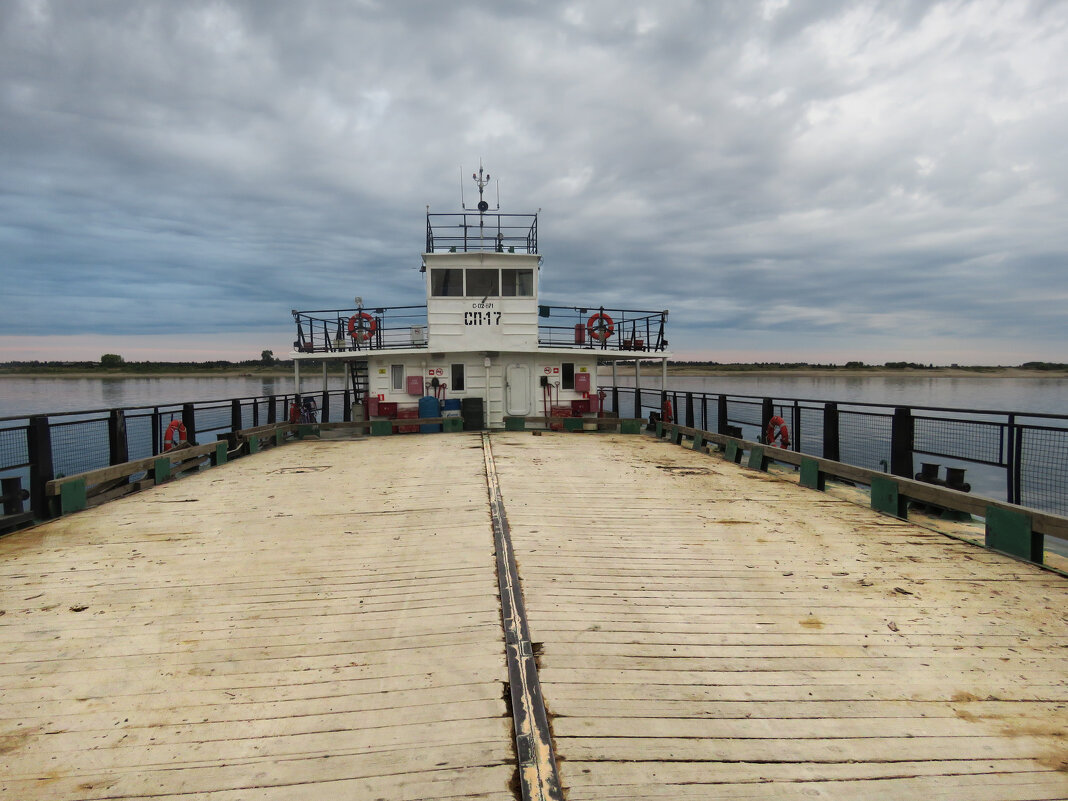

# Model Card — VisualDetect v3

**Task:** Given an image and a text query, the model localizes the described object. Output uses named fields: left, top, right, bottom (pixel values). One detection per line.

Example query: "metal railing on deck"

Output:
left=606, top=385, right=1068, bottom=517
left=537, top=306, right=669, bottom=351
left=0, top=388, right=356, bottom=522
left=426, top=212, right=538, bottom=254
left=293, top=306, right=429, bottom=353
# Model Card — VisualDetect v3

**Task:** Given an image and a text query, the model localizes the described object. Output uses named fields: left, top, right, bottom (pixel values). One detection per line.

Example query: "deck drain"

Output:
left=274, top=465, right=331, bottom=474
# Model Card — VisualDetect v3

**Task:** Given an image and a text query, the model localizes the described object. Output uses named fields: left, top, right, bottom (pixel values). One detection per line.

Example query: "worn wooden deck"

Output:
left=1, top=432, right=1066, bottom=800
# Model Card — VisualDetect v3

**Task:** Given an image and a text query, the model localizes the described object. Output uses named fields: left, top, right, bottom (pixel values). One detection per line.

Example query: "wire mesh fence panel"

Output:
left=799, top=405, right=824, bottom=457
left=837, top=410, right=892, bottom=473
left=51, top=419, right=110, bottom=478
left=195, top=405, right=232, bottom=438
left=914, top=416, right=1004, bottom=466
left=125, top=413, right=157, bottom=461
left=1018, top=425, right=1068, bottom=516
left=0, top=425, right=29, bottom=471
left=726, top=399, right=763, bottom=427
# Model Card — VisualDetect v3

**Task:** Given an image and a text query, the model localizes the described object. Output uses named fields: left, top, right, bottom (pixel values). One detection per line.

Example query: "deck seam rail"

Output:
left=482, top=432, right=565, bottom=801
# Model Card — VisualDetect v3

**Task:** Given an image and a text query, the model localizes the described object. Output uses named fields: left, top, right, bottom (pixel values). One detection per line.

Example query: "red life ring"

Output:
left=347, top=312, right=377, bottom=343
left=766, top=415, right=790, bottom=449
left=163, top=420, right=187, bottom=451
left=662, top=398, right=673, bottom=424
left=586, top=312, right=614, bottom=342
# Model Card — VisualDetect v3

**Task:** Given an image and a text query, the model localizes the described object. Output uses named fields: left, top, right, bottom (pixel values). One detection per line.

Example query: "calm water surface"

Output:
left=0, top=374, right=1064, bottom=419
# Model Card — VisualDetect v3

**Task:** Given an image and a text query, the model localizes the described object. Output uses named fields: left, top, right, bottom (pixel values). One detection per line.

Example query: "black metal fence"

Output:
left=0, top=388, right=354, bottom=521
left=607, top=385, right=1068, bottom=517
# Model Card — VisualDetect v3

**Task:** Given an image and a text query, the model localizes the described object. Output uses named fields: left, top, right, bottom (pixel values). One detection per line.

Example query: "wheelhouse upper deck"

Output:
left=292, top=209, right=669, bottom=358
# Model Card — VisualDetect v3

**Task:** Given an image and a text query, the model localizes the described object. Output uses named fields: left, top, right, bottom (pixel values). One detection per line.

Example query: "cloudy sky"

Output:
left=1, top=0, right=1065, bottom=364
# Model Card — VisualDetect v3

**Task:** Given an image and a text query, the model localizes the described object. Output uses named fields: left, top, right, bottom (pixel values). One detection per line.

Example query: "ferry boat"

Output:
left=289, top=166, right=670, bottom=430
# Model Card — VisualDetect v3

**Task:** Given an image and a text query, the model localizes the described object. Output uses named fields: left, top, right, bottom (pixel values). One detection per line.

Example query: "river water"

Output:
left=0, top=373, right=1064, bottom=419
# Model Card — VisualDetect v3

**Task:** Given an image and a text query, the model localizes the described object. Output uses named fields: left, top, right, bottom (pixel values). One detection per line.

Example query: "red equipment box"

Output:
left=574, top=323, right=586, bottom=345
left=550, top=405, right=571, bottom=431
left=406, top=375, right=424, bottom=396
left=365, top=397, right=379, bottom=417
left=377, top=401, right=398, bottom=418
left=571, top=399, right=590, bottom=415
left=397, top=406, right=419, bottom=433
left=574, top=372, right=591, bottom=393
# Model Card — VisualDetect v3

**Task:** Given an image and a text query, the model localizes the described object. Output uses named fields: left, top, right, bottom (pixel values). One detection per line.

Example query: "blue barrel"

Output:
left=443, top=399, right=461, bottom=412
left=419, top=396, right=442, bottom=433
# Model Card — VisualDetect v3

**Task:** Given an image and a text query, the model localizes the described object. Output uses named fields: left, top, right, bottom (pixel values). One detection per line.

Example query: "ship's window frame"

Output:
left=562, top=362, right=575, bottom=390
left=501, top=268, right=534, bottom=297
left=451, top=363, right=465, bottom=391
left=465, top=268, right=499, bottom=298
left=390, top=364, right=405, bottom=391
left=430, top=268, right=463, bottom=297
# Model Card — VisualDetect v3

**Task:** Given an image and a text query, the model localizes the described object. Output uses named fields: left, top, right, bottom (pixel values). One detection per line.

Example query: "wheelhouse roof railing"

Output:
left=426, top=212, right=538, bottom=254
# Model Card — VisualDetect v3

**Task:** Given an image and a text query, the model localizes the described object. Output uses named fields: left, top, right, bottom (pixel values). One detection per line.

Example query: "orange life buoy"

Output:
left=662, top=398, right=673, bottom=424
left=766, top=415, right=790, bottom=449
left=347, top=312, right=377, bottom=343
left=163, top=420, right=187, bottom=451
left=586, top=312, right=614, bottom=342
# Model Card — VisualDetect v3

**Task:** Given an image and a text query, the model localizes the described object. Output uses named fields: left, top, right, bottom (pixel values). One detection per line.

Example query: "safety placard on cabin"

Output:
left=426, top=368, right=444, bottom=376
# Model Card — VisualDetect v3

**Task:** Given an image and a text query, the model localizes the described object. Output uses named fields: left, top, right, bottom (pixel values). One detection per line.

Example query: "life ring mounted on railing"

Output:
left=766, top=415, right=790, bottom=449
left=586, top=312, right=614, bottom=342
left=163, top=420, right=187, bottom=452
left=347, top=312, right=378, bottom=344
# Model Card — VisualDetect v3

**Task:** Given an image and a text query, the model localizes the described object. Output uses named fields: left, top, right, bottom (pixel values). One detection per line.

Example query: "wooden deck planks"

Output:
left=0, top=434, right=514, bottom=800
left=489, top=432, right=1068, bottom=801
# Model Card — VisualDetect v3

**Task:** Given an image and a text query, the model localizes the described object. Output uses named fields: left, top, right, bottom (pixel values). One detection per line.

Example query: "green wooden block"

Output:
left=747, top=445, right=768, bottom=471
left=297, top=424, right=316, bottom=439
left=60, top=478, right=87, bottom=515
left=692, top=433, right=703, bottom=451
left=672, top=425, right=681, bottom=445
left=211, top=442, right=227, bottom=466
left=799, top=457, right=825, bottom=491
left=871, top=476, right=907, bottom=518
left=985, top=506, right=1042, bottom=563
left=248, top=436, right=260, bottom=454
left=370, top=420, right=392, bottom=436
left=564, top=417, right=583, bottom=432
left=724, top=441, right=742, bottom=464
left=154, top=457, right=171, bottom=484
left=620, top=419, right=641, bottom=435
left=505, top=416, right=526, bottom=431
left=443, top=417, right=463, bottom=433
left=275, top=428, right=286, bottom=446
left=655, top=420, right=663, bottom=438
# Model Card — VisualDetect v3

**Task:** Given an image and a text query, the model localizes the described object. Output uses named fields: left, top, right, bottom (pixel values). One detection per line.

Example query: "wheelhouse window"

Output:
left=391, top=364, right=404, bottom=391
left=451, top=363, right=465, bottom=391
left=465, top=269, right=499, bottom=298
left=502, top=269, right=534, bottom=297
left=430, top=268, right=463, bottom=296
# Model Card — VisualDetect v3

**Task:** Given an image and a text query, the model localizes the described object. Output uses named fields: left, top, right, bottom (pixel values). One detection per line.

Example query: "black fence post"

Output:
left=685, top=393, right=694, bottom=428
left=660, top=390, right=667, bottom=423
left=1012, top=422, right=1024, bottom=505
left=343, top=389, right=352, bottom=422
left=717, top=395, right=728, bottom=435
left=1005, top=415, right=1016, bottom=505
left=791, top=401, right=801, bottom=452
left=321, top=390, right=330, bottom=424
left=823, top=402, right=840, bottom=462
left=267, top=395, right=277, bottom=425
left=612, top=386, right=619, bottom=416
left=151, top=408, right=161, bottom=456
left=701, top=396, right=708, bottom=431
left=182, top=403, right=197, bottom=445
left=27, top=416, right=54, bottom=519
left=108, top=409, right=129, bottom=465
left=633, top=385, right=641, bottom=420
left=252, top=399, right=260, bottom=428
left=761, top=398, right=774, bottom=442
left=231, top=399, right=242, bottom=435
left=891, top=406, right=913, bottom=478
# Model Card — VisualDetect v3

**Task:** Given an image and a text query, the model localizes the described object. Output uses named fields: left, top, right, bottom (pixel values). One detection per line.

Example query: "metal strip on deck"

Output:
left=482, top=432, right=565, bottom=801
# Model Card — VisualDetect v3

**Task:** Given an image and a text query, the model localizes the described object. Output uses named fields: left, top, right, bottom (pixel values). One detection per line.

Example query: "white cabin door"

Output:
left=505, top=364, right=530, bottom=416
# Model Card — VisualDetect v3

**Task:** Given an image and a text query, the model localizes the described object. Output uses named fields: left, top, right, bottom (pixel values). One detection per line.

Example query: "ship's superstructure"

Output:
left=290, top=168, right=670, bottom=428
